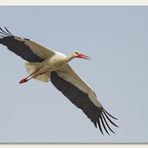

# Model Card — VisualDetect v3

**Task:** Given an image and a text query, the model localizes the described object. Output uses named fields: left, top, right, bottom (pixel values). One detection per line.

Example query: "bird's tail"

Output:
left=25, top=62, right=50, bottom=82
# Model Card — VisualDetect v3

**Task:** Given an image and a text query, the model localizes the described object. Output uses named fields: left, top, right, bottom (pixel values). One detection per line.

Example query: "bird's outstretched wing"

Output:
left=50, top=64, right=118, bottom=135
left=0, top=27, right=55, bottom=62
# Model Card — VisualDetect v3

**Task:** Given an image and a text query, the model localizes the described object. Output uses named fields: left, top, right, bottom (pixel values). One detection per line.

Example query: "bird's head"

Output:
left=73, top=51, right=90, bottom=60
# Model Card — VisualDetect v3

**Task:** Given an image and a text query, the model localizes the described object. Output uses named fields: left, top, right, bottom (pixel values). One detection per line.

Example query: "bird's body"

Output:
left=0, top=27, right=118, bottom=135
left=25, top=52, right=68, bottom=82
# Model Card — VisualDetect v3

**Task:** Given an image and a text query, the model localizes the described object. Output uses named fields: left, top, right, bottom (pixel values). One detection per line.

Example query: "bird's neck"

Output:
left=65, top=55, right=75, bottom=63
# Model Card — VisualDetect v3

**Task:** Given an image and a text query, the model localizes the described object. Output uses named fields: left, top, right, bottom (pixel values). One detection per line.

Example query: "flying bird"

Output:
left=0, top=27, right=118, bottom=135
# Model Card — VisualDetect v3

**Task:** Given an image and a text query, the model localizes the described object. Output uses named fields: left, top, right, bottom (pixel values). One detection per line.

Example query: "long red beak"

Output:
left=77, top=53, right=90, bottom=60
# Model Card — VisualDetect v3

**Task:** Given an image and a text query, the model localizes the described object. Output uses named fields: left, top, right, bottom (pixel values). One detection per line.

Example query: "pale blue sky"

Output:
left=0, top=6, right=148, bottom=143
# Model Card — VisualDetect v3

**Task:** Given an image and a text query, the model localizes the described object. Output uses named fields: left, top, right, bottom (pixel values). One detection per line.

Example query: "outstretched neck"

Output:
left=65, top=55, right=75, bottom=63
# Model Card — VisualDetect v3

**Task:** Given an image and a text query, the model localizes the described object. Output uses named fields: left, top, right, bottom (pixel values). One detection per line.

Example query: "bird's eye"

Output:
left=75, top=51, right=79, bottom=54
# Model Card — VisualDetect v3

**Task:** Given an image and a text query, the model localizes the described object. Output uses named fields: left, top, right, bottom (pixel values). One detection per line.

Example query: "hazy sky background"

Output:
left=0, top=6, right=148, bottom=143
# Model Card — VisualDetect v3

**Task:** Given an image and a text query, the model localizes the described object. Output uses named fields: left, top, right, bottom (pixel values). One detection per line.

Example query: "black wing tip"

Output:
left=93, top=107, right=118, bottom=135
left=102, top=107, right=118, bottom=120
left=0, top=27, right=13, bottom=37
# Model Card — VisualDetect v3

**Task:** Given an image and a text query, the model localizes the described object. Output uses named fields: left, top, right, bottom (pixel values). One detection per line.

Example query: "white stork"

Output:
left=0, top=27, right=118, bottom=135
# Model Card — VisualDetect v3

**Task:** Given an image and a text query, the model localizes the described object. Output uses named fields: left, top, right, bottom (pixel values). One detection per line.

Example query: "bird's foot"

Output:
left=19, top=78, right=28, bottom=84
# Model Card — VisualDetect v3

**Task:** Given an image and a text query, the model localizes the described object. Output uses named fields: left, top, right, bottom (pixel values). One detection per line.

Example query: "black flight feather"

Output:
left=50, top=71, right=118, bottom=135
left=0, top=27, right=44, bottom=62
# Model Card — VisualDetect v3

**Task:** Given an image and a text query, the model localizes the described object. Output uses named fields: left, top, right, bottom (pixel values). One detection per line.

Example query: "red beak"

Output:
left=77, top=53, right=90, bottom=60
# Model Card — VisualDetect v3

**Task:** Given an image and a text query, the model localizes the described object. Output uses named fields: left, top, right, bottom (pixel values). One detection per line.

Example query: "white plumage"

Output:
left=0, top=27, right=118, bottom=135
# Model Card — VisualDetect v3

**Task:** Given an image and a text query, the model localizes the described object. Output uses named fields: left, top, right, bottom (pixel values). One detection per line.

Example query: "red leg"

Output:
left=19, top=68, right=41, bottom=84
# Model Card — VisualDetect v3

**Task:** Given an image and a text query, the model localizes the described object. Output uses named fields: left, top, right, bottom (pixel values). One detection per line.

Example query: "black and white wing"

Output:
left=50, top=64, right=118, bottom=135
left=0, top=27, right=55, bottom=62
